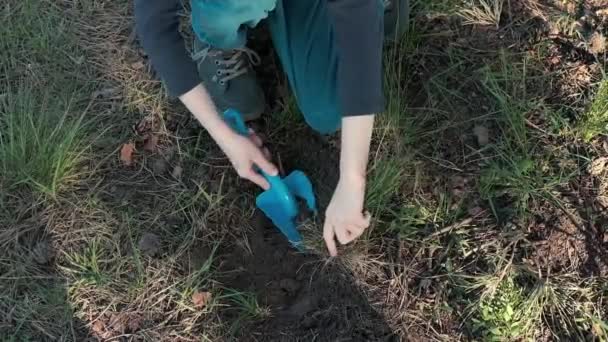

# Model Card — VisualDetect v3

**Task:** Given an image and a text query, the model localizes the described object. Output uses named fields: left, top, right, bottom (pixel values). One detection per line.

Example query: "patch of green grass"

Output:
left=223, top=290, right=272, bottom=335
left=0, top=86, right=90, bottom=198
left=553, top=13, right=582, bottom=39
left=477, top=56, right=573, bottom=220
left=578, top=78, right=608, bottom=142
left=388, top=191, right=464, bottom=238
left=471, top=273, right=533, bottom=340
left=61, top=239, right=110, bottom=287
left=414, top=0, right=465, bottom=14
left=366, top=157, right=407, bottom=215
left=382, top=23, right=424, bottom=145
left=1, top=281, right=76, bottom=341
left=224, top=290, right=271, bottom=320
left=271, top=93, right=305, bottom=132
left=0, top=1, right=91, bottom=91
left=465, top=265, right=605, bottom=340
left=0, top=1, right=96, bottom=200
left=178, top=244, right=217, bottom=307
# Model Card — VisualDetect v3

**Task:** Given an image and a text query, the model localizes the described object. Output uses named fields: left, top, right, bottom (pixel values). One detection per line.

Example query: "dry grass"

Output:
left=458, top=0, right=505, bottom=28
left=2, top=0, right=608, bottom=340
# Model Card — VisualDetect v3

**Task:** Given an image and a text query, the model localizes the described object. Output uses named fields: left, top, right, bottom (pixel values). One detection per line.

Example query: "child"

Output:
left=134, top=0, right=408, bottom=256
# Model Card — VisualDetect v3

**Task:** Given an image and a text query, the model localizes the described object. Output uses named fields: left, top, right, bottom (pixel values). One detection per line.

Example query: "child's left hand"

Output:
left=323, top=177, right=371, bottom=256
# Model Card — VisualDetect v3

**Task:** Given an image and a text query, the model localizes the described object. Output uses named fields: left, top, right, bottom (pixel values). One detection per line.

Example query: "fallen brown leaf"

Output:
left=127, top=314, right=143, bottom=332
left=192, top=291, right=212, bottom=309
left=120, top=143, right=136, bottom=166
left=91, top=320, right=105, bottom=335
left=109, top=313, right=127, bottom=334
left=589, top=32, right=606, bottom=55
left=589, top=157, right=608, bottom=176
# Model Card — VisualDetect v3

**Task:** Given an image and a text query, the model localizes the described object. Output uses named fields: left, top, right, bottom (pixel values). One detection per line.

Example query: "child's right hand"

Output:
left=178, top=85, right=277, bottom=189
left=215, top=129, right=278, bottom=190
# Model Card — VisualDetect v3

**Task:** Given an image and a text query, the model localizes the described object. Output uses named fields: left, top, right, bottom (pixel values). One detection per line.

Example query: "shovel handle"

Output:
left=223, top=109, right=250, bottom=137
left=223, top=109, right=278, bottom=181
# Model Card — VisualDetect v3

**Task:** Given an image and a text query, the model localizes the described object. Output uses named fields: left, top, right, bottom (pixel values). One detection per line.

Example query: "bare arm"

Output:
left=179, top=85, right=233, bottom=142
left=340, top=115, right=375, bottom=185
left=323, top=114, right=375, bottom=256
left=180, top=85, right=277, bottom=189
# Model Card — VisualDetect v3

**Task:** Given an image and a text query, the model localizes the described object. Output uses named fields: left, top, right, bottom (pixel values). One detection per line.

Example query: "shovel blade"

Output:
left=256, top=190, right=303, bottom=246
left=283, top=170, right=317, bottom=212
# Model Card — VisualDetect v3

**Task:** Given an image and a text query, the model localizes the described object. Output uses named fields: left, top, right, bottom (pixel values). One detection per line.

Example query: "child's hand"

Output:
left=216, top=129, right=277, bottom=190
left=323, top=176, right=371, bottom=256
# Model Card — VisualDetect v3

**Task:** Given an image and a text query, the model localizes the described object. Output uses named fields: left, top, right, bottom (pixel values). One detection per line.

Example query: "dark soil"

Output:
left=190, top=211, right=397, bottom=342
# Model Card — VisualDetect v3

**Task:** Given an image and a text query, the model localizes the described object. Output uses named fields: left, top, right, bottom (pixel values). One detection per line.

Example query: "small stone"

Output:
left=127, top=314, right=143, bottom=332
left=467, top=206, right=484, bottom=216
left=473, top=125, right=490, bottom=146
left=138, top=233, right=161, bottom=256
left=151, top=158, right=168, bottom=175
left=131, top=61, right=145, bottom=70
left=279, top=278, right=301, bottom=295
left=32, top=239, right=54, bottom=265
left=91, top=87, right=120, bottom=99
left=171, top=165, right=183, bottom=179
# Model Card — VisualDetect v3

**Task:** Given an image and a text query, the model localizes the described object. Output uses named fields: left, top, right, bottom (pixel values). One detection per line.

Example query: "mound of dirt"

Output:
left=204, top=211, right=397, bottom=341
left=528, top=206, right=608, bottom=277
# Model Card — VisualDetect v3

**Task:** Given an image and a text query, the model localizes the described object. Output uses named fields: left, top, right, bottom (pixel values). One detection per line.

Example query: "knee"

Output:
left=296, top=97, right=342, bottom=135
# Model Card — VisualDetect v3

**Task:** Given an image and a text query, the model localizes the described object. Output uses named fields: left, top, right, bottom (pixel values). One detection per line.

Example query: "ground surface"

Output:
left=1, top=0, right=608, bottom=341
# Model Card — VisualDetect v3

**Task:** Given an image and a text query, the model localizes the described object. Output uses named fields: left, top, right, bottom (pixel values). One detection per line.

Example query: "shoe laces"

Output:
left=192, top=46, right=261, bottom=84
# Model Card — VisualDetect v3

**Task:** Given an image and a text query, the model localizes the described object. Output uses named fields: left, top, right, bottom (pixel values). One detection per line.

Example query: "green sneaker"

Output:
left=192, top=38, right=266, bottom=121
left=384, top=0, right=410, bottom=41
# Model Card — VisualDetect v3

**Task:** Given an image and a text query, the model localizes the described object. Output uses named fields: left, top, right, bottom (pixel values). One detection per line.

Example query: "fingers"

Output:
left=335, top=226, right=362, bottom=245
left=246, top=169, right=271, bottom=190
left=254, top=153, right=278, bottom=176
left=359, top=212, right=372, bottom=228
left=333, top=213, right=371, bottom=245
left=334, top=225, right=351, bottom=245
left=249, top=130, right=263, bottom=148
left=246, top=129, right=277, bottom=176
left=262, top=147, right=271, bottom=160
left=238, top=166, right=270, bottom=190
left=346, top=223, right=365, bottom=241
left=323, top=222, right=338, bottom=257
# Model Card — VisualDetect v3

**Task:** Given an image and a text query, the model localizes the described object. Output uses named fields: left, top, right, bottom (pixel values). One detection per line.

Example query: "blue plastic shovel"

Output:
left=223, top=109, right=317, bottom=248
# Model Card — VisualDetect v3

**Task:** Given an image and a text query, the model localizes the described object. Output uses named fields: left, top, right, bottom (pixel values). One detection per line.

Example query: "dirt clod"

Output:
left=91, top=87, right=120, bottom=99
left=474, top=124, right=490, bottom=146
left=204, top=210, right=396, bottom=340
left=151, top=157, right=169, bottom=175
left=171, top=165, right=183, bottom=179
left=32, top=239, right=54, bottom=265
left=138, top=232, right=161, bottom=257
left=143, top=134, right=159, bottom=152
